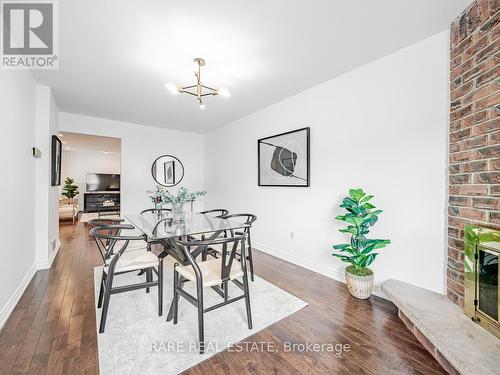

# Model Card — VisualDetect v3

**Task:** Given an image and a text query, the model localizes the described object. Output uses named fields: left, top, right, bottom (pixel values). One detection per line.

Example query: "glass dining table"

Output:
left=126, top=211, right=249, bottom=243
left=126, top=210, right=250, bottom=321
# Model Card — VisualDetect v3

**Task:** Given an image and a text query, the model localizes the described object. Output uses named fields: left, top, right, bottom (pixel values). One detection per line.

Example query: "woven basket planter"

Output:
left=345, top=268, right=374, bottom=299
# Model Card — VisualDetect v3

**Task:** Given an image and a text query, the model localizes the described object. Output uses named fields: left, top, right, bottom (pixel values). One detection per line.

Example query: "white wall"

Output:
left=0, top=70, right=37, bottom=326
left=59, top=113, right=205, bottom=214
left=34, top=86, right=60, bottom=268
left=204, top=31, right=449, bottom=293
left=61, top=149, right=121, bottom=209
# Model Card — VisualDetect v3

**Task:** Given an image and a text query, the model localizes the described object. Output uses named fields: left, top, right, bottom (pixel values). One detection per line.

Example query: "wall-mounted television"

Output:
left=86, top=173, right=120, bottom=192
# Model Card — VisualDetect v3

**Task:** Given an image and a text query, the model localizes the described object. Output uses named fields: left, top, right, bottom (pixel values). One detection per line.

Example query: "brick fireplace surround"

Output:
left=448, top=0, right=500, bottom=307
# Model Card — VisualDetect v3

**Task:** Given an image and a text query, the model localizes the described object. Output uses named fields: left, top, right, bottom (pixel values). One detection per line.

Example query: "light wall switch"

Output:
left=32, top=147, right=42, bottom=158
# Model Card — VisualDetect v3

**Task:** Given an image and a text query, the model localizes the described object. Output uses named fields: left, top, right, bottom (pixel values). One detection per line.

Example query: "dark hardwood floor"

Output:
left=0, top=222, right=446, bottom=374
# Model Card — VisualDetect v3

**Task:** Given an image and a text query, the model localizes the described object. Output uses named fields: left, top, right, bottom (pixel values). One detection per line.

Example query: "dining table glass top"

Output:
left=126, top=211, right=250, bottom=241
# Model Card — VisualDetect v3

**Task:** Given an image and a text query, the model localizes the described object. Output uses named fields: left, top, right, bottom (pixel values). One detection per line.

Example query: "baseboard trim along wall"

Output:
left=254, top=241, right=385, bottom=299
left=0, top=264, right=37, bottom=329
left=36, top=238, right=61, bottom=270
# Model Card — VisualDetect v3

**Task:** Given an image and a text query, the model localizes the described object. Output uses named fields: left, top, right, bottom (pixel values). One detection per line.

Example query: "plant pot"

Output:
left=344, top=268, right=374, bottom=299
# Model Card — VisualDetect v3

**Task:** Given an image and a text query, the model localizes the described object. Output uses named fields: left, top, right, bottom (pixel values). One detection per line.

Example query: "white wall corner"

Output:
left=0, top=265, right=37, bottom=330
left=37, top=237, right=61, bottom=270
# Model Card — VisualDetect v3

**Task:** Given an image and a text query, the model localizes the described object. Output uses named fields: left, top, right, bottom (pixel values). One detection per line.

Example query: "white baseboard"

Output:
left=36, top=238, right=61, bottom=270
left=253, top=241, right=386, bottom=300
left=0, top=264, right=37, bottom=330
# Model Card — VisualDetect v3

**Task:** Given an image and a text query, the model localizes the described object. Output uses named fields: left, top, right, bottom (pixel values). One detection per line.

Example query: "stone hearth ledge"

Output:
left=382, top=279, right=500, bottom=375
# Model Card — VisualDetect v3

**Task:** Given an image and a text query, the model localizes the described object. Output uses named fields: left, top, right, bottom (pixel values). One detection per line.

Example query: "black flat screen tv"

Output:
left=86, top=173, right=120, bottom=192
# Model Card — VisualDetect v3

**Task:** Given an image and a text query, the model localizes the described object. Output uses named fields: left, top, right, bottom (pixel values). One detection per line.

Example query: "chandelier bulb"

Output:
left=217, top=88, right=231, bottom=97
left=165, top=83, right=179, bottom=95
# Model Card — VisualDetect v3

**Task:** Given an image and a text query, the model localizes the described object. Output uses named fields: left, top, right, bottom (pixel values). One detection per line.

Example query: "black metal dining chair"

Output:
left=90, top=224, right=164, bottom=333
left=88, top=217, right=147, bottom=253
left=88, top=217, right=124, bottom=228
left=171, top=234, right=252, bottom=354
left=213, top=214, right=257, bottom=281
left=191, top=209, right=230, bottom=251
left=199, top=209, right=229, bottom=218
left=140, top=208, right=172, bottom=215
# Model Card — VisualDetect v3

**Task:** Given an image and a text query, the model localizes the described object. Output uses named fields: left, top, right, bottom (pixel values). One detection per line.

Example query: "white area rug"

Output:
left=94, top=258, right=308, bottom=374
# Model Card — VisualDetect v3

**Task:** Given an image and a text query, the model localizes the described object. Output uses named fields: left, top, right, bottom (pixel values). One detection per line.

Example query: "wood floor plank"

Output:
left=0, top=221, right=447, bottom=375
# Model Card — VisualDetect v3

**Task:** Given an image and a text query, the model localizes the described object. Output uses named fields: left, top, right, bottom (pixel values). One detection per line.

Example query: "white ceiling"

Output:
left=32, top=0, right=471, bottom=133
left=60, top=132, right=121, bottom=154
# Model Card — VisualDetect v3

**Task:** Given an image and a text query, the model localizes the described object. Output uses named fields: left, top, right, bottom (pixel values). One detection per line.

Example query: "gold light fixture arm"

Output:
left=167, top=57, right=229, bottom=109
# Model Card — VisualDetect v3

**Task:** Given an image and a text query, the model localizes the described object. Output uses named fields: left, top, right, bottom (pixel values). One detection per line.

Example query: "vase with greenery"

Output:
left=332, top=188, right=390, bottom=299
left=165, top=187, right=206, bottom=222
left=62, top=177, right=79, bottom=199
left=146, top=186, right=206, bottom=221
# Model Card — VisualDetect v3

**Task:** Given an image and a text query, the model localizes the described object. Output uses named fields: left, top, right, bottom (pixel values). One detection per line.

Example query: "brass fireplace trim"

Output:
left=464, top=225, right=500, bottom=339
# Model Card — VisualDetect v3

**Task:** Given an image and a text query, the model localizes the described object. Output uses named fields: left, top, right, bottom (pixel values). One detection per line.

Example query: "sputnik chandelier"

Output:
left=165, top=58, right=230, bottom=110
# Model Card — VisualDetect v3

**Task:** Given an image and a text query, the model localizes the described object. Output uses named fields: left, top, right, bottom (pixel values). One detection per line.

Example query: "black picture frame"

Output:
left=258, top=127, right=310, bottom=187
left=151, top=154, right=184, bottom=187
left=164, top=160, right=176, bottom=185
left=51, top=135, right=62, bottom=186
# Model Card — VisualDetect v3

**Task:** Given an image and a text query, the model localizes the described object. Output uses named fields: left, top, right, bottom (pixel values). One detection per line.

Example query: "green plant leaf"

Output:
left=360, top=195, right=374, bottom=203
left=361, top=202, right=375, bottom=210
left=339, top=227, right=357, bottom=235
left=332, top=244, right=351, bottom=250
left=361, top=243, right=376, bottom=254
left=349, top=188, right=365, bottom=201
left=364, top=253, right=379, bottom=267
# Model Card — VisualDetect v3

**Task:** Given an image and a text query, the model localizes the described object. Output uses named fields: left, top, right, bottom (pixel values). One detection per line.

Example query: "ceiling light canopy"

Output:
left=165, top=58, right=230, bottom=110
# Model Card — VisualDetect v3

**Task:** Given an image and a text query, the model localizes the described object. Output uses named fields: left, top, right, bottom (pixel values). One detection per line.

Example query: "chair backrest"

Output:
left=90, top=224, right=142, bottom=264
left=221, top=214, right=257, bottom=235
left=140, top=208, right=172, bottom=215
left=199, top=209, right=229, bottom=218
left=88, top=217, right=124, bottom=228
left=176, top=234, right=248, bottom=282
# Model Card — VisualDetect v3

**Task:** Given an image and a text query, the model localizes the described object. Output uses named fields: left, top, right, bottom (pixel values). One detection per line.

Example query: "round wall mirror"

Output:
left=151, top=155, right=184, bottom=187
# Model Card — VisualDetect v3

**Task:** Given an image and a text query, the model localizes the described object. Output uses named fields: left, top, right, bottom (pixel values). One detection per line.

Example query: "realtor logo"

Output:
left=1, top=1, right=58, bottom=69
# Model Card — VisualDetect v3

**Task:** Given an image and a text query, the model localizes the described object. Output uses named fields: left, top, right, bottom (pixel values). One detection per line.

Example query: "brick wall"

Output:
left=448, top=0, right=500, bottom=307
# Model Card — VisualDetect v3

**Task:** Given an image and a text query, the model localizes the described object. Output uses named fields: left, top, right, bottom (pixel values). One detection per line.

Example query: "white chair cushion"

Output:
left=176, top=258, right=243, bottom=288
left=105, top=250, right=158, bottom=273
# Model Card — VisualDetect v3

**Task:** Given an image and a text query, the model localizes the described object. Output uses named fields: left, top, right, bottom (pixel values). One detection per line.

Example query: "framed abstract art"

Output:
left=258, top=127, right=310, bottom=187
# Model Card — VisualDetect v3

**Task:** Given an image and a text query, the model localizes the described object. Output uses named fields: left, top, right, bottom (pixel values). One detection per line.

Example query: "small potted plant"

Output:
left=62, top=177, right=79, bottom=200
left=332, top=188, right=390, bottom=299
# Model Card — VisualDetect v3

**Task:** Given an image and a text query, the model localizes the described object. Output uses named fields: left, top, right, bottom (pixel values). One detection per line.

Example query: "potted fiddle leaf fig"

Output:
left=332, top=188, right=390, bottom=299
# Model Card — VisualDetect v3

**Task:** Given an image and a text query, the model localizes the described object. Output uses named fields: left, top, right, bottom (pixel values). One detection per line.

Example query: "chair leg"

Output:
left=247, top=234, right=255, bottom=282
left=97, top=271, right=106, bottom=308
left=173, top=267, right=179, bottom=324
left=99, top=271, right=114, bottom=333
left=223, top=280, right=228, bottom=302
left=146, top=268, right=151, bottom=293
left=196, top=280, right=204, bottom=354
left=158, top=259, right=163, bottom=316
left=167, top=276, right=186, bottom=322
left=242, top=273, right=253, bottom=330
